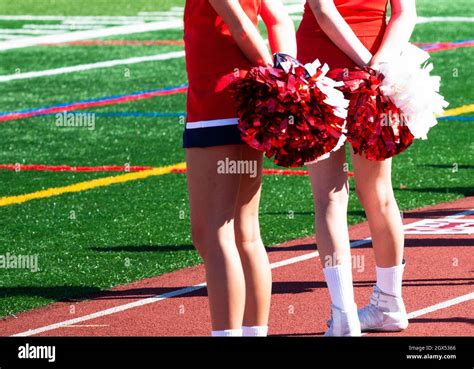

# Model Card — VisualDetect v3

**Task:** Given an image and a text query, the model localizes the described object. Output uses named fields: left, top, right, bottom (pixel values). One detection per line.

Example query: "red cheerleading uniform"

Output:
left=297, top=0, right=388, bottom=69
left=183, top=0, right=262, bottom=148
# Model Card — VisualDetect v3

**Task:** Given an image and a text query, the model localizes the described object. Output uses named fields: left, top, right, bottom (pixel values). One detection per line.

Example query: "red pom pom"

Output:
left=327, top=67, right=414, bottom=161
left=232, top=63, right=346, bottom=167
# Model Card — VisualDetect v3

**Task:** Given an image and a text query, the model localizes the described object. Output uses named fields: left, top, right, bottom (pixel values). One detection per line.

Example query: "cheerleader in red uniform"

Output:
left=184, top=0, right=296, bottom=336
left=297, top=0, right=417, bottom=336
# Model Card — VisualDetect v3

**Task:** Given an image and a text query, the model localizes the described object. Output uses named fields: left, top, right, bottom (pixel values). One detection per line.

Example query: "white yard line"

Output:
left=1, top=6, right=472, bottom=53
left=138, top=11, right=184, bottom=16
left=0, top=15, right=180, bottom=21
left=0, top=51, right=186, bottom=82
left=22, top=24, right=104, bottom=30
left=0, top=20, right=182, bottom=51
left=291, top=14, right=474, bottom=22
left=0, top=35, right=26, bottom=40
left=11, top=209, right=472, bottom=337
left=0, top=29, right=64, bottom=35
left=417, top=16, right=474, bottom=23
left=60, top=19, right=174, bottom=25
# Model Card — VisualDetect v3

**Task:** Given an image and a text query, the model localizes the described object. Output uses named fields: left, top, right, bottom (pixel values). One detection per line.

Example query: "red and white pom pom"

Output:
left=232, top=58, right=348, bottom=167
left=328, top=67, right=415, bottom=161
left=327, top=44, right=448, bottom=160
left=374, top=43, right=449, bottom=139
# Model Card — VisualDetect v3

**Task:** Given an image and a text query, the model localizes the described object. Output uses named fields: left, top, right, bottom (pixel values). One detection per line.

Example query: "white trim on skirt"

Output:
left=186, top=118, right=239, bottom=129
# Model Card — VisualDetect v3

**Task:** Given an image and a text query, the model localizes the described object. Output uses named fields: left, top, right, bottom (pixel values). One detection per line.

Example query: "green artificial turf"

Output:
left=0, top=0, right=472, bottom=318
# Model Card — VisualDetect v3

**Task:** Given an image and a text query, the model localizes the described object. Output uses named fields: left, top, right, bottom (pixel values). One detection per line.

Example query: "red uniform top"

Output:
left=184, top=0, right=261, bottom=125
left=297, top=0, right=388, bottom=69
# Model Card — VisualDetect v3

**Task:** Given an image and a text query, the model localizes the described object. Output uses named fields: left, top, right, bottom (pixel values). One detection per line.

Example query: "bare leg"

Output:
left=352, top=152, right=407, bottom=332
left=307, top=146, right=360, bottom=336
left=307, top=147, right=351, bottom=267
left=234, top=146, right=271, bottom=328
left=351, top=153, right=404, bottom=267
left=186, top=145, right=245, bottom=331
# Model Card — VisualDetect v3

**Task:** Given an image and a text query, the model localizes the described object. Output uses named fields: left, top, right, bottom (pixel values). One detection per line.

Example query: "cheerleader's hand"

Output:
left=369, top=52, right=392, bottom=68
left=375, top=44, right=449, bottom=140
left=273, top=53, right=311, bottom=78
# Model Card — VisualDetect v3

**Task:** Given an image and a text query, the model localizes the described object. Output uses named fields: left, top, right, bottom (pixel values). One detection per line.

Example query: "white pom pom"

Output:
left=377, top=44, right=449, bottom=140
left=304, top=59, right=349, bottom=164
left=304, top=60, right=321, bottom=77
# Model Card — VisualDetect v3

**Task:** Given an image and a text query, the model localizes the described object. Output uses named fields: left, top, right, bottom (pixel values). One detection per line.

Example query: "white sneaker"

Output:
left=324, top=304, right=362, bottom=336
left=358, top=286, right=409, bottom=332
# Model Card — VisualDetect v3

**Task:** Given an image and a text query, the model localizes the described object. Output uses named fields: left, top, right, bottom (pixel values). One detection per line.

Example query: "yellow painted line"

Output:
left=0, top=102, right=471, bottom=208
left=442, top=104, right=474, bottom=117
left=0, top=162, right=186, bottom=208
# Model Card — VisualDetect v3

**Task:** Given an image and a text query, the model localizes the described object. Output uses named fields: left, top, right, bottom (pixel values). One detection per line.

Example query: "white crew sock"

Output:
left=211, top=329, right=242, bottom=337
left=242, top=326, right=268, bottom=337
left=376, top=262, right=405, bottom=298
left=323, top=263, right=356, bottom=311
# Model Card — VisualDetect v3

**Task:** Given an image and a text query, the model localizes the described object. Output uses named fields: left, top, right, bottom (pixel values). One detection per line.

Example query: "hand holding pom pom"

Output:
left=328, top=67, right=415, bottom=161
left=329, top=43, right=449, bottom=161
left=232, top=53, right=349, bottom=167
left=375, top=44, right=449, bottom=140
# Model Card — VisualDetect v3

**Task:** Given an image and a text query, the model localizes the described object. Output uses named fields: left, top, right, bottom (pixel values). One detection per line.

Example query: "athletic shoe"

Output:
left=324, top=304, right=362, bottom=336
left=358, top=286, right=409, bottom=332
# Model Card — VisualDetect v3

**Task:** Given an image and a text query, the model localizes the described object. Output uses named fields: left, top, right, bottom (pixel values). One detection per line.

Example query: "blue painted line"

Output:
left=0, top=111, right=471, bottom=120
left=0, top=111, right=187, bottom=118
left=453, top=39, right=474, bottom=44
left=93, top=112, right=186, bottom=118
left=0, top=84, right=188, bottom=117
left=438, top=116, right=474, bottom=121
left=421, top=39, right=474, bottom=51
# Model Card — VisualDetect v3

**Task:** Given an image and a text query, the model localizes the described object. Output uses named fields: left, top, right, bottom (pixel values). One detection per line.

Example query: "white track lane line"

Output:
left=444, top=209, right=474, bottom=219
left=407, top=292, right=474, bottom=319
left=0, top=51, right=185, bottom=82
left=11, top=209, right=472, bottom=336
left=12, top=283, right=207, bottom=337
left=0, top=20, right=182, bottom=51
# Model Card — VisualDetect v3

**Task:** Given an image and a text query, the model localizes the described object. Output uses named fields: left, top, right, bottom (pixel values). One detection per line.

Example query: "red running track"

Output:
left=1, top=197, right=472, bottom=337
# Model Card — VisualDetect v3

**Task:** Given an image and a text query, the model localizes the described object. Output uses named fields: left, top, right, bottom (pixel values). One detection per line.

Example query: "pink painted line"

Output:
left=0, top=164, right=153, bottom=172
left=427, top=41, right=474, bottom=53
left=0, top=86, right=188, bottom=123
left=0, top=163, right=354, bottom=177
left=413, top=40, right=474, bottom=53
left=171, top=167, right=354, bottom=177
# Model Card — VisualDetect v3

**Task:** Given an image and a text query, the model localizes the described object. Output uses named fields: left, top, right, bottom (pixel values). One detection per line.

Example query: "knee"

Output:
left=190, top=224, right=208, bottom=259
left=235, top=238, right=263, bottom=256
left=355, top=183, right=395, bottom=213
left=314, top=188, right=348, bottom=211
left=191, top=224, right=217, bottom=260
left=191, top=222, right=235, bottom=261
left=354, top=185, right=366, bottom=205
